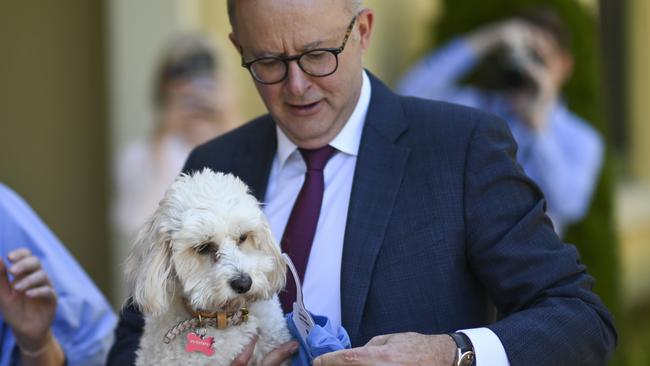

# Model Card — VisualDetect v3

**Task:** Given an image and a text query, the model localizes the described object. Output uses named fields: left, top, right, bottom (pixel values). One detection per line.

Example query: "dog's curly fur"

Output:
left=125, top=169, right=291, bottom=366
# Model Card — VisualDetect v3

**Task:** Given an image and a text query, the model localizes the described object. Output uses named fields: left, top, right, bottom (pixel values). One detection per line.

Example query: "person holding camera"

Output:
left=398, top=8, right=603, bottom=237
left=112, top=34, right=239, bottom=242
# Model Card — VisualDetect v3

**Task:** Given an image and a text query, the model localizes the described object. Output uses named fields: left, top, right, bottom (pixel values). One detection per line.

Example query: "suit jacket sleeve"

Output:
left=106, top=302, right=144, bottom=366
left=462, top=115, right=617, bottom=365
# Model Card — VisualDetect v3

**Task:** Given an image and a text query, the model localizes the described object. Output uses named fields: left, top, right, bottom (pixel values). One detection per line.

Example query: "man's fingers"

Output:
left=230, top=335, right=258, bottom=366
left=13, top=269, right=49, bottom=291
left=25, top=285, right=56, bottom=300
left=8, top=248, right=31, bottom=262
left=9, top=255, right=41, bottom=278
left=260, top=340, right=298, bottom=366
left=231, top=337, right=297, bottom=366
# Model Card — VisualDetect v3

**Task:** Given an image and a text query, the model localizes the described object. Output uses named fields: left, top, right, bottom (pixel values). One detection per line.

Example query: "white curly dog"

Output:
left=125, top=169, right=291, bottom=365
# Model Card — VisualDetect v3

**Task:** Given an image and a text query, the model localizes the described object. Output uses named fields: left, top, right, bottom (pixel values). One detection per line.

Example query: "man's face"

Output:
left=230, top=0, right=373, bottom=149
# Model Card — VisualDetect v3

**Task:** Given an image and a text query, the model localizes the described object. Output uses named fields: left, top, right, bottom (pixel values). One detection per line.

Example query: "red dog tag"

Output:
left=185, top=332, right=215, bottom=356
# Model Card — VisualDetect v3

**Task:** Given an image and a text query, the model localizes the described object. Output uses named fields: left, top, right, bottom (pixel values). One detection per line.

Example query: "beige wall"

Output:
left=0, top=2, right=110, bottom=293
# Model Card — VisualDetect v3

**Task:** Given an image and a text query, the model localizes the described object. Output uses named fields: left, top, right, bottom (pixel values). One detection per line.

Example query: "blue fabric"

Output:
left=397, top=38, right=604, bottom=236
left=108, top=72, right=616, bottom=366
left=286, top=312, right=351, bottom=366
left=0, top=183, right=117, bottom=366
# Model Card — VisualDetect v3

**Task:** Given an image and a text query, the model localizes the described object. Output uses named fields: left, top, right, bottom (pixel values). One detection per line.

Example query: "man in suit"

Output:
left=108, top=0, right=616, bottom=365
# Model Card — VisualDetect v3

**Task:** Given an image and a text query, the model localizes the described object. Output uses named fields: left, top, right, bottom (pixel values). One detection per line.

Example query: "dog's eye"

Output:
left=237, top=233, right=249, bottom=245
left=195, top=241, right=216, bottom=255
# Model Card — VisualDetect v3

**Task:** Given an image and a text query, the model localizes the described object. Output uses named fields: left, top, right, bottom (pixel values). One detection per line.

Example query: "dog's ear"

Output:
left=258, top=220, right=287, bottom=295
left=124, top=212, right=176, bottom=316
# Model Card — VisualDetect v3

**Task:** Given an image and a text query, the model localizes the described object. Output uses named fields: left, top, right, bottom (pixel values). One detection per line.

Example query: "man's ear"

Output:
left=561, top=51, right=574, bottom=84
left=229, top=33, right=243, bottom=56
left=357, top=8, right=374, bottom=53
left=552, top=48, right=574, bottom=88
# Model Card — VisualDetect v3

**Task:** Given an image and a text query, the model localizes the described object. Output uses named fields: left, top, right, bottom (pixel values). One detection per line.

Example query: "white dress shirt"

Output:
left=263, top=71, right=509, bottom=365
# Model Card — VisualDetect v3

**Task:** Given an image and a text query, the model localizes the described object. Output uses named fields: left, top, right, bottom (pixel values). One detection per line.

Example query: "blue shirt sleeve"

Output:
left=0, top=183, right=117, bottom=366
left=397, top=37, right=484, bottom=108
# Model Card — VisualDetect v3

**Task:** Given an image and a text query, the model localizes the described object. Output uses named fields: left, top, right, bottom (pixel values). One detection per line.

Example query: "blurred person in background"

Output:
left=112, top=33, right=240, bottom=244
left=398, top=7, right=603, bottom=237
left=0, top=183, right=117, bottom=365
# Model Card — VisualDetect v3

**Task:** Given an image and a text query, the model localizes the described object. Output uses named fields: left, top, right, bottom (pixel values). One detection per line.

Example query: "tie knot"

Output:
left=299, top=145, right=336, bottom=171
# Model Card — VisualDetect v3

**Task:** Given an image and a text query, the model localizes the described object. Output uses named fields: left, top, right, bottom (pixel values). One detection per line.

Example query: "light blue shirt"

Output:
left=398, top=38, right=604, bottom=236
left=0, top=183, right=117, bottom=366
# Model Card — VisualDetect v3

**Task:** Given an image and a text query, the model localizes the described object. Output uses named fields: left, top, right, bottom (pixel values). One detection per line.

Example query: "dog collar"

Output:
left=163, top=307, right=250, bottom=344
left=194, top=308, right=250, bottom=329
left=182, top=298, right=250, bottom=329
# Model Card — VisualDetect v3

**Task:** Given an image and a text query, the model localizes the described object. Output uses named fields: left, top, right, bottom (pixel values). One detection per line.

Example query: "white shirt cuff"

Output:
left=458, top=327, right=510, bottom=366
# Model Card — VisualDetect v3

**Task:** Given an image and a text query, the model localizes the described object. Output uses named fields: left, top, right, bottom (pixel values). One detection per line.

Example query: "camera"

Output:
left=471, top=41, right=545, bottom=93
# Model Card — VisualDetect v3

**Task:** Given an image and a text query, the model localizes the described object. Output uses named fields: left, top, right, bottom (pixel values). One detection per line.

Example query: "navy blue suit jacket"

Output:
left=108, top=73, right=616, bottom=366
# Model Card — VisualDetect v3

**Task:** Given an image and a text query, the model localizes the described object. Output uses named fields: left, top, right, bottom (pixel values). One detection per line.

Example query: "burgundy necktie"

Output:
left=280, top=145, right=337, bottom=313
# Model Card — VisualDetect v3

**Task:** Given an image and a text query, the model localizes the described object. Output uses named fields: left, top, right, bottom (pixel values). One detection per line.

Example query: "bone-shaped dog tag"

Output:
left=185, top=332, right=215, bottom=356
left=282, top=253, right=315, bottom=344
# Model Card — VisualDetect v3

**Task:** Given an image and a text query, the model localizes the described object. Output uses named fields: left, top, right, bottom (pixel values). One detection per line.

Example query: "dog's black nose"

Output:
left=229, top=274, right=252, bottom=294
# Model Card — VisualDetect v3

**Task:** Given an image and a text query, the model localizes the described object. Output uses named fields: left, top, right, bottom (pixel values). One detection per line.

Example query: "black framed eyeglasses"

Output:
left=241, top=14, right=358, bottom=84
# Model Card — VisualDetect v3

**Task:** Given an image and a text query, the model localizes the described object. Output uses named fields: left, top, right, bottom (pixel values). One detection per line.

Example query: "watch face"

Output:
left=459, top=351, right=475, bottom=366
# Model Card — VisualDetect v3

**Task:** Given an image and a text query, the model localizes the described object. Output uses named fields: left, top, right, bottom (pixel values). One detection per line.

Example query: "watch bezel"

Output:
left=457, top=350, right=475, bottom=366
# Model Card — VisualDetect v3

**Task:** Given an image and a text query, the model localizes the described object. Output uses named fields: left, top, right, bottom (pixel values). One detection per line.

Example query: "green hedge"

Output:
left=433, top=0, right=623, bottom=363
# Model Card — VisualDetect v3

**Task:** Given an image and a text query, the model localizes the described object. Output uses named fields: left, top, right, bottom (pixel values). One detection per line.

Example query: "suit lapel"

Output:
left=341, top=74, right=410, bottom=344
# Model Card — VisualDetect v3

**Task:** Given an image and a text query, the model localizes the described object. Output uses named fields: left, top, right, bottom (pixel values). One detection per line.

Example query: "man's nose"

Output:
left=285, top=61, right=310, bottom=96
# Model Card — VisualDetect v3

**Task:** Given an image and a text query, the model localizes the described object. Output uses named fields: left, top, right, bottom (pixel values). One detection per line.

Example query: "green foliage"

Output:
left=433, top=0, right=623, bottom=363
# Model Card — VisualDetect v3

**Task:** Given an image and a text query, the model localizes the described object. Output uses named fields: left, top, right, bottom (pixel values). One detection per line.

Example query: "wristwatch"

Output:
left=448, top=332, right=476, bottom=366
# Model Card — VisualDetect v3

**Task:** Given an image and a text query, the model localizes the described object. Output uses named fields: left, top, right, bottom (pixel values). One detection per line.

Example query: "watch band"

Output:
left=448, top=332, right=476, bottom=366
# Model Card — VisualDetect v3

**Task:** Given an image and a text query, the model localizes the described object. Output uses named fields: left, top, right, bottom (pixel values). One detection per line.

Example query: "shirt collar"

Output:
left=275, top=70, right=372, bottom=167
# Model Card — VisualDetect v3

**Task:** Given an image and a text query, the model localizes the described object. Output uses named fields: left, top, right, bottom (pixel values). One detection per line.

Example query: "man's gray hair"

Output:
left=227, top=0, right=363, bottom=28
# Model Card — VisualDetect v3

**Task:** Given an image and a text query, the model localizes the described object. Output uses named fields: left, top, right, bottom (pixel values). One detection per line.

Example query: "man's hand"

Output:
left=312, top=332, right=456, bottom=366
left=0, top=248, right=57, bottom=353
left=229, top=335, right=299, bottom=366
left=509, top=29, right=559, bottom=131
